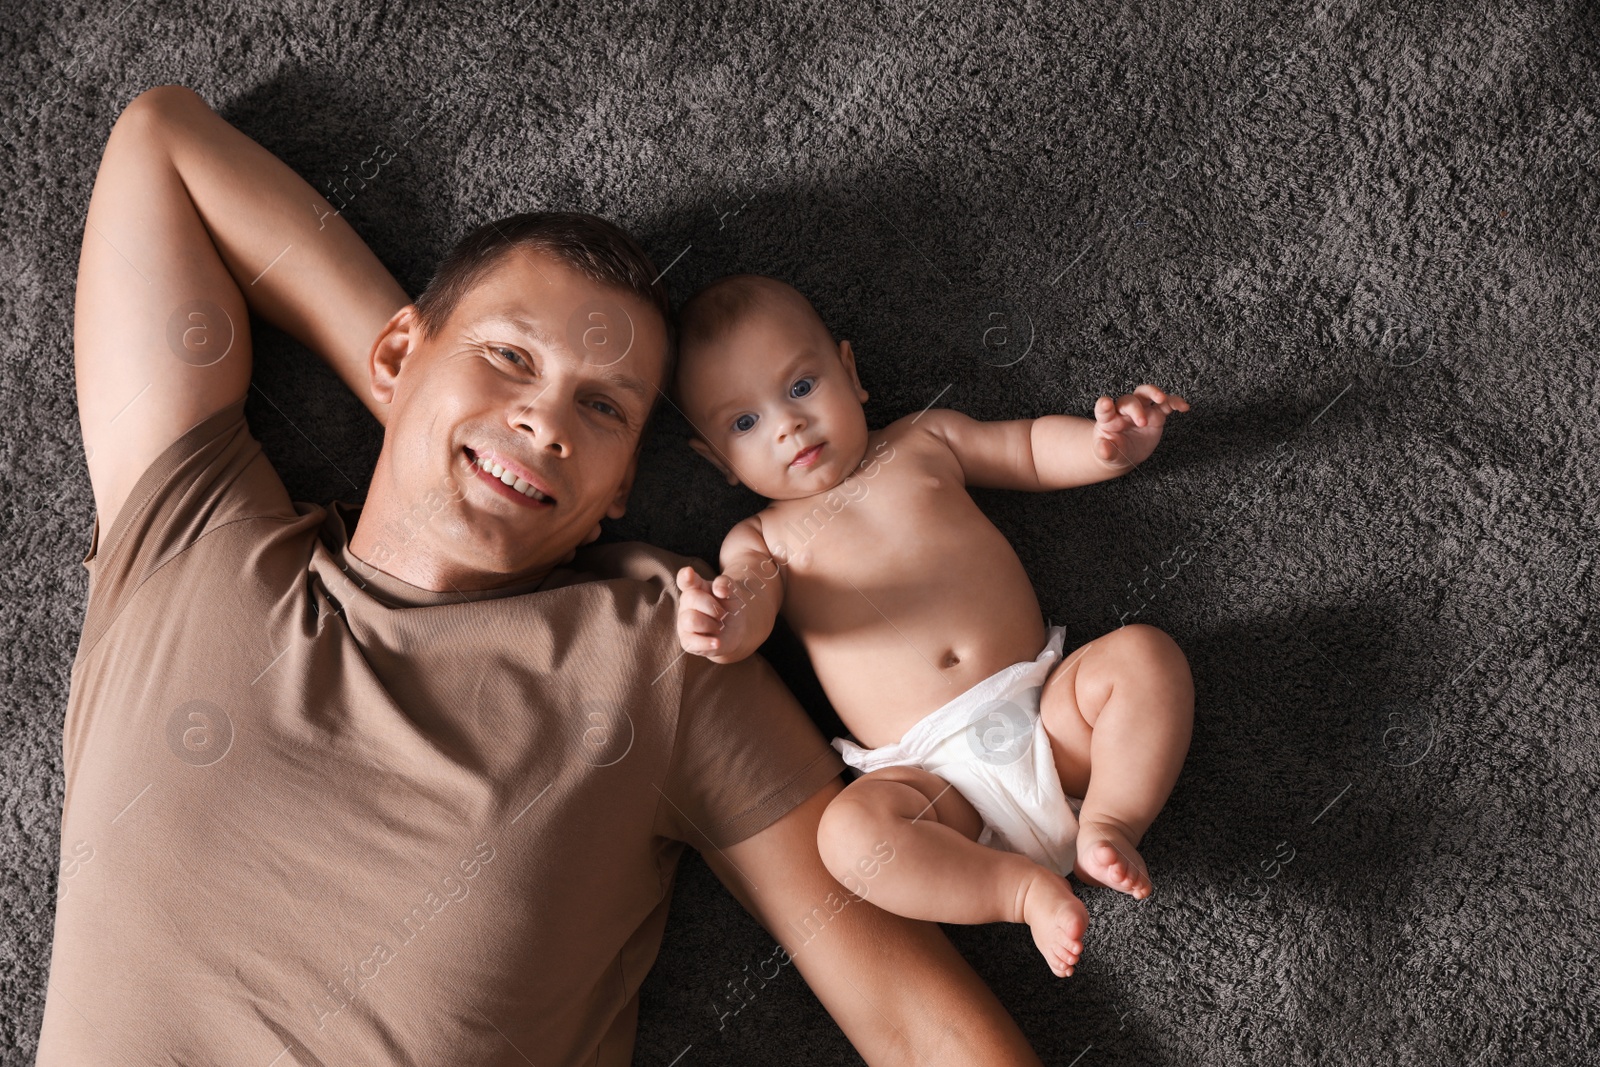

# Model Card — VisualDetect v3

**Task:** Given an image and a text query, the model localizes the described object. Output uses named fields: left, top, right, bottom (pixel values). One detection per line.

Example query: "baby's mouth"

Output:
left=790, top=443, right=826, bottom=468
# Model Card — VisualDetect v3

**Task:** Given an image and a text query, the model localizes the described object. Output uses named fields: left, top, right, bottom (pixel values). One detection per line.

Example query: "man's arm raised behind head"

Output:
left=74, top=85, right=409, bottom=533
left=703, top=779, right=1045, bottom=1066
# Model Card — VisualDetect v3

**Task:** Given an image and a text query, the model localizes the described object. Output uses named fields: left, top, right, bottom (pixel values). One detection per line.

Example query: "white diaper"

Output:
left=832, top=624, right=1083, bottom=877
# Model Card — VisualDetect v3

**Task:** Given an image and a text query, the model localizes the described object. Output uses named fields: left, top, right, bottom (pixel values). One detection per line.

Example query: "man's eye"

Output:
left=593, top=400, right=622, bottom=418
left=493, top=346, right=526, bottom=367
left=791, top=377, right=815, bottom=398
left=733, top=413, right=757, bottom=432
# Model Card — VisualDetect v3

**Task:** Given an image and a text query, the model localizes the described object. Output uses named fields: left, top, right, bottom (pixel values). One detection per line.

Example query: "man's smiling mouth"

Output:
left=463, top=447, right=557, bottom=506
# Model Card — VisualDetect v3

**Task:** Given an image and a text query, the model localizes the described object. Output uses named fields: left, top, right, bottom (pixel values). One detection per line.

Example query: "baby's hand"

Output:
left=675, top=566, right=755, bottom=664
left=1092, top=384, right=1190, bottom=469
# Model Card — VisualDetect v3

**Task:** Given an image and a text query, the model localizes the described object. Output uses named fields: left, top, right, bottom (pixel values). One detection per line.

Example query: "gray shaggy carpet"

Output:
left=2, top=1, right=1597, bottom=1064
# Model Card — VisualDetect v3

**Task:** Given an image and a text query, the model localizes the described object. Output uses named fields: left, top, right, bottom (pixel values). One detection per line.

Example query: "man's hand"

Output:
left=703, top=779, right=1043, bottom=1065
left=675, top=566, right=760, bottom=663
left=1091, top=384, right=1190, bottom=470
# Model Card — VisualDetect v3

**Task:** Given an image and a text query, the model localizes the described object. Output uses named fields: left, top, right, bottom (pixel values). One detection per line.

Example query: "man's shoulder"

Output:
left=564, top=539, right=712, bottom=609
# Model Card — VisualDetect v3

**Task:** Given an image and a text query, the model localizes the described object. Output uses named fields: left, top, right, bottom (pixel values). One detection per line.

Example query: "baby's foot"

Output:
left=1018, top=869, right=1088, bottom=978
left=1074, top=817, right=1153, bottom=900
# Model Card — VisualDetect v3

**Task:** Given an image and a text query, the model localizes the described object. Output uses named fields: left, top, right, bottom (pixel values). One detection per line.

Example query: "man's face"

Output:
left=680, top=299, right=869, bottom=502
left=368, top=248, right=667, bottom=584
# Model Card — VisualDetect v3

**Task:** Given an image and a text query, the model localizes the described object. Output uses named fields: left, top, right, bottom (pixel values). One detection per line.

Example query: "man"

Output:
left=39, top=84, right=1044, bottom=1064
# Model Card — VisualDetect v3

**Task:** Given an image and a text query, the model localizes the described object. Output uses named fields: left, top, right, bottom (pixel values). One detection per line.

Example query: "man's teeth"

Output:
left=475, top=456, right=552, bottom=502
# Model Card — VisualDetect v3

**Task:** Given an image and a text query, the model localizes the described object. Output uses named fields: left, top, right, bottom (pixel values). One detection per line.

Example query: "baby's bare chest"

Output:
left=761, top=456, right=1020, bottom=589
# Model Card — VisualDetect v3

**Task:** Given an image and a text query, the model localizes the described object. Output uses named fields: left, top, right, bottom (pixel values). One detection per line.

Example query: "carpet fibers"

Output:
left=2, top=1, right=1596, bottom=1064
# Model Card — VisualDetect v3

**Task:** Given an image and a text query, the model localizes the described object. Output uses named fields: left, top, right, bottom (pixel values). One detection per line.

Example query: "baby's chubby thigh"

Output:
left=816, top=767, right=984, bottom=894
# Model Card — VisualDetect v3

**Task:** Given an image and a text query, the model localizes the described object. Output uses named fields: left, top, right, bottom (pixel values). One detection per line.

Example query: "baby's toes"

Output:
left=1023, top=874, right=1087, bottom=978
left=1100, top=845, right=1146, bottom=892
left=1050, top=937, right=1079, bottom=976
left=1109, top=852, right=1139, bottom=888
left=1076, top=832, right=1153, bottom=899
left=1100, top=847, right=1128, bottom=880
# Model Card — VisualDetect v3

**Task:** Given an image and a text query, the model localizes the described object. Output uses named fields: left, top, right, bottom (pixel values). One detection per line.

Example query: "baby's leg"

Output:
left=817, top=766, right=1087, bottom=977
left=1040, top=623, right=1195, bottom=900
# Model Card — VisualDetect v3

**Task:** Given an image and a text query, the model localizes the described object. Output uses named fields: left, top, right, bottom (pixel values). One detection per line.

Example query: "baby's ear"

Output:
left=838, top=339, right=868, bottom=403
left=687, top=435, right=741, bottom=486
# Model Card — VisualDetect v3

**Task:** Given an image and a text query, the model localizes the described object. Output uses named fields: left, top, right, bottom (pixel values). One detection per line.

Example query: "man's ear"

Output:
left=837, top=339, right=869, bottom=404
left=605, top=448, right=641, bottom=520
left=370, top=304, right=424, bottom=410
left=688, top=436, right=741, bottom=486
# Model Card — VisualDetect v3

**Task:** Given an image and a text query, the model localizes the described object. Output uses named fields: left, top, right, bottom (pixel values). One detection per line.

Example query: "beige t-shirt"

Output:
left=37, top=398, right=845, bottom=1066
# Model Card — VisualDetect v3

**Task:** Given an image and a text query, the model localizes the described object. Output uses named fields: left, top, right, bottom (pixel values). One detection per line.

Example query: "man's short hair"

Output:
left=414, top=211, right=677, bottom=402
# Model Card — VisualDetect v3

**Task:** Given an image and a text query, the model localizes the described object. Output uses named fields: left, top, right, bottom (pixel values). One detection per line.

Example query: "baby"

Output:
left=670, top=275, right=1195, bottom=977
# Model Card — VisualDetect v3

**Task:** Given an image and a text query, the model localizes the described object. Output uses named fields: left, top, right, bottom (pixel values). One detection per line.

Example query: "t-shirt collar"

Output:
left=320, top=501, right=574, bottom=608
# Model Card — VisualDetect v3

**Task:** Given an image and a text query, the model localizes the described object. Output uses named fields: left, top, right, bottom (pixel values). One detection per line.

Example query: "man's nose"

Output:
left=511, top=385, right=575, bottom=457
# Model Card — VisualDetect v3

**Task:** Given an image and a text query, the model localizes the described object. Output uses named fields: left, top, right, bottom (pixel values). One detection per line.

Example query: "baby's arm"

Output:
left=918, top=385, right=1189, bottom=491
left=674, top=515, right=784, bottom=664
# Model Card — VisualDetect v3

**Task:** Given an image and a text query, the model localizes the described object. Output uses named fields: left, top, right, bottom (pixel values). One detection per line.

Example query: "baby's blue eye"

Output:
left=791, top=377, right=815, bottom=399
left=733, top=413, right=757, bottom=432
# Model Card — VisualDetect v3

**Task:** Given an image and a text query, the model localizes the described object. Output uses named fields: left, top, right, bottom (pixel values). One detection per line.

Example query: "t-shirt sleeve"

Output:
left=656, top=644, right=847, bottom=850
left=78, top=397, right=294, bottom=653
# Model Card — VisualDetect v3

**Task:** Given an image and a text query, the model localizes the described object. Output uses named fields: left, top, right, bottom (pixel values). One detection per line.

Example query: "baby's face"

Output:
left=681, top=302, right=870, bottom=501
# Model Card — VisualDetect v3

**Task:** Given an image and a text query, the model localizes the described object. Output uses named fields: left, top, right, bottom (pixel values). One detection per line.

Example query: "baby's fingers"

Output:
left=1134, top=384, right=1191, bottom=414
left=682, top=587, right=727, bottom=623
left=680, top=607, right=725, bottom=637
left=1094, top=432, right=1132, bottom=466
left=1116, top=394, right=1150, bottom=428
left=679, top=627, right=724, bottom=656
left=676, top=566, right=710, bottom=594
left=1133, top=384, right=1169, bottom=408
left=1095, top=396, right=1131, bottom=427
